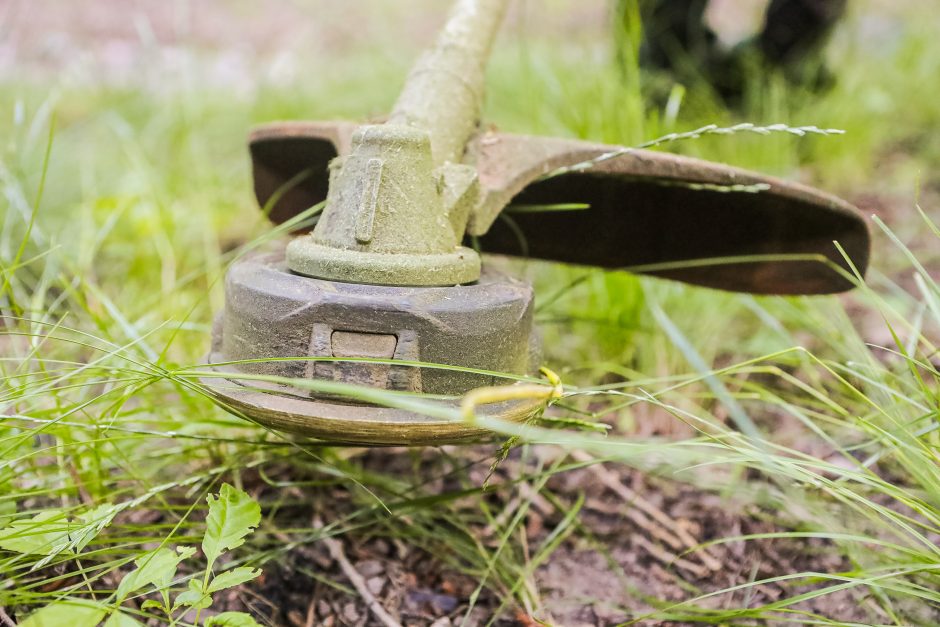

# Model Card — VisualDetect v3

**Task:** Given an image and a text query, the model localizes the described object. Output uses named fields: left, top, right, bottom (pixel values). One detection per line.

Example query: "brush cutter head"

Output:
left=204, top=252, right=540, bottom=444
left=206, top=0, right=869, bottom=445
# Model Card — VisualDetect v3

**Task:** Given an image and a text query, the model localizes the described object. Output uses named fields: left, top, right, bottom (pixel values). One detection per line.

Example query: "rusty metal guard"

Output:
left=248, top=123, right=869, bottom=295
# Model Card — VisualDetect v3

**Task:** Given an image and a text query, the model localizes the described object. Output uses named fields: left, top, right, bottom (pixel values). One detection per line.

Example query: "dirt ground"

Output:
left=207, top=445, right=879, bottom=626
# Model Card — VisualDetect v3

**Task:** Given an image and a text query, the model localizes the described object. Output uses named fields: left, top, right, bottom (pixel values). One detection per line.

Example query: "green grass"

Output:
left=2, top=1, right=940, bottom=624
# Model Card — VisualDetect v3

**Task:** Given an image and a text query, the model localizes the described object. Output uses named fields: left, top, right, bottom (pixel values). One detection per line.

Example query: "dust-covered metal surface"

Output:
left=472, top=133, right=870, bottom=295
left=206, top=249, right=539, bottom=443
left=281, top=0, right=510, bottom=287
left=248, top=121, right=355, bottom=227
left=284, top=124, right=482, bottom=286
left=249, top=124, right=869, bottom=295
left=216, top=250, right=535, bottom=394
left=200, top=364, right=545, bottom=445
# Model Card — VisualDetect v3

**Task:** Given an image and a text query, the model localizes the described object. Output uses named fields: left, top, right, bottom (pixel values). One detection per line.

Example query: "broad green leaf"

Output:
left=0, top=510, right=71, bottom=556
left=0, top=504, right=117, bottom=567
left=205, top=611, right=263, bottom=626
left=103, top=611, right=146, bottom=627
left=173, top=578, right=212, bottom=612
left=20, top=599, right=107, bottom=627
left=207, top=566, right=261, bottom=593
left=165, top=546, right=197, bottom=588
left=202, top=484, right=260, bottom=568
left=70, top=503, right=119, bottom=552
left=116, top=546, right=193, bottom=599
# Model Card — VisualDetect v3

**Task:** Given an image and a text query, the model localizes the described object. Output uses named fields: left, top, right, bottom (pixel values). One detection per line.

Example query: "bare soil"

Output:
left=200, top=445, right=882, bottom=626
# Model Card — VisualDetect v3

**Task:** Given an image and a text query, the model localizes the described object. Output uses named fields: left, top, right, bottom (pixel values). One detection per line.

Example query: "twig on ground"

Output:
left=571, top=450, right=723, bottom=572
left=483, top=492, right=523, bottom=537
left=0, top=607, right=15, bottom=627
left=314, top=517, right=403, bottom=627
left=517, top=480, right=556, bottom=517
left=66, top=462, right=94, bottom=505
left=632, top=534, right=710, bottom=579
left=304, top=596, right=316, bottom=627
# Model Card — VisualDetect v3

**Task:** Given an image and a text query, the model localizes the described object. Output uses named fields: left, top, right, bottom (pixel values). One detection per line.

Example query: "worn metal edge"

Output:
left=200, top=358, right=545, bottom=446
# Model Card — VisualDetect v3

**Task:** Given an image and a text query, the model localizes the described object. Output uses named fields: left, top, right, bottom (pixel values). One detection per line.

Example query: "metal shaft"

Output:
left=388, top=0, right=510, bottom=165
left=286, top=0, right=510, bottom=285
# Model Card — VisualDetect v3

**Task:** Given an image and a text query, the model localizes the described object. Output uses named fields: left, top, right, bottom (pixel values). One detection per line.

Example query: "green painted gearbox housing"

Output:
left=286, top=0, right=508, bottom=286
left=286, top=125, right=482, bottom=286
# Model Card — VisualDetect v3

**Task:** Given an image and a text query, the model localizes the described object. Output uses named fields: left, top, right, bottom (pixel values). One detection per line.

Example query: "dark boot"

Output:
left=621, top=0, right=847, bottom=106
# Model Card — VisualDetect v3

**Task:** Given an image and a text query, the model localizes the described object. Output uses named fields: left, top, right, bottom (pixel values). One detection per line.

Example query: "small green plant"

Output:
left=9, top=484, right=262, bottom=627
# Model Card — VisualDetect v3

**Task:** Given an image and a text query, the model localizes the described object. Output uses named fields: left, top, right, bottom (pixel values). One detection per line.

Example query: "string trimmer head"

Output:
left=204, top=0, right=869, bottom=445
